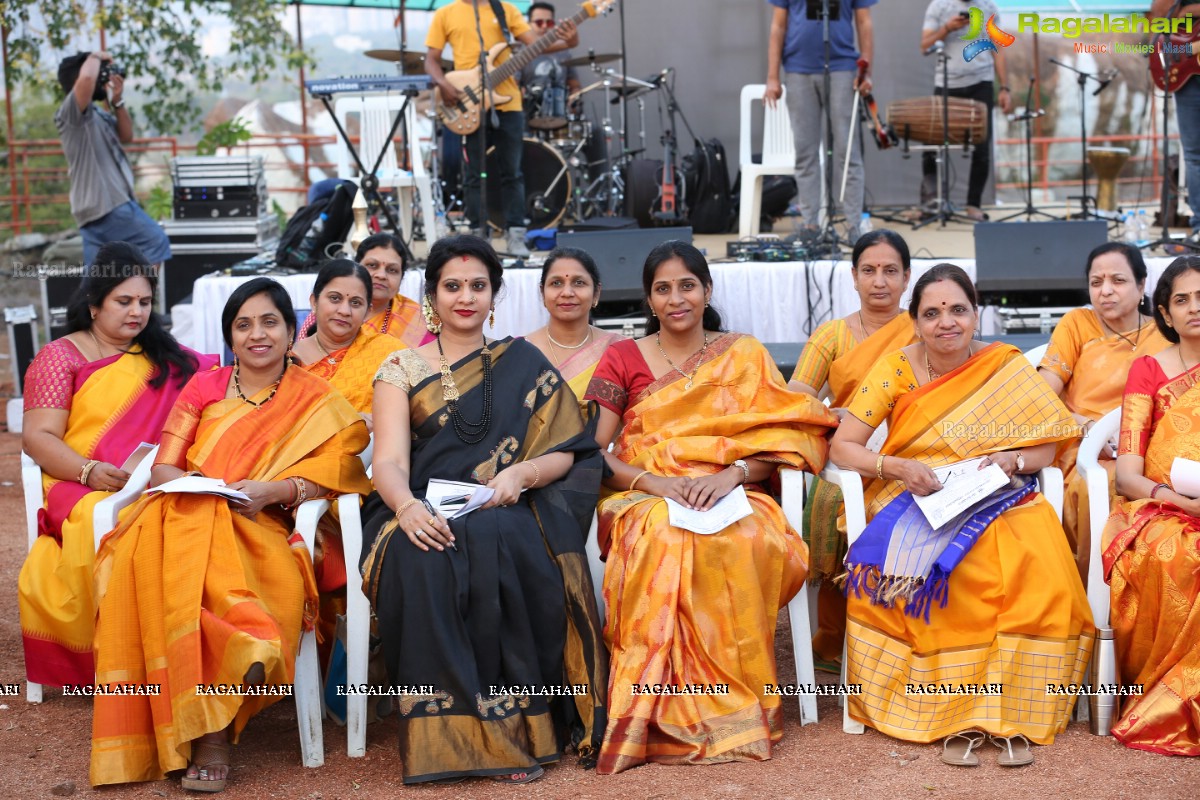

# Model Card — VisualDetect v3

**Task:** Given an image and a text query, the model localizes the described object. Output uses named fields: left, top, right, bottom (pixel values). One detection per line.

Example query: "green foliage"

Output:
left=144, top=181, right=174, bottom=222
left=271, top=199, right=288, bottom=232
left=0, top=85, right=72, bottom=234
left=2, top=0, right=312, bottom=136
left=195, top=118, right=253, bottom=156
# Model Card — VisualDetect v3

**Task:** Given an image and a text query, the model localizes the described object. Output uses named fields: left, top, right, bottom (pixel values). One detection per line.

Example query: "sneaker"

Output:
left=506, top=227, right=531, bottom=257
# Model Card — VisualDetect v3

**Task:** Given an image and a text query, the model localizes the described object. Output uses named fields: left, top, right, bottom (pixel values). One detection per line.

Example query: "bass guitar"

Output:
left=436, top=0, right=615, bottom=136
left=1149, top=31, right=1200, bottom=93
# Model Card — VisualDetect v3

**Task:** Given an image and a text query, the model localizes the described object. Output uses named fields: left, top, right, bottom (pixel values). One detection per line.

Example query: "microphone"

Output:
left=924, top=39, right=945, bottom=57
left=1092, top=68, right=1118, bottom=96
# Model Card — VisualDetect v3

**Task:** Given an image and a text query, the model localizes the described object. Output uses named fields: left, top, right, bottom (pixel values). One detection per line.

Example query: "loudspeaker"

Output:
left=555, top=226, right=693, bottom=302
left=974, top=220, right=1108, bottom=292
left=163, top=251, right=254, bottom=310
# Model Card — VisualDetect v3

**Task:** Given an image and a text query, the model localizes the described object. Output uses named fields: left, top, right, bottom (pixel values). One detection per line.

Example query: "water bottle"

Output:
left=1121, top=211, right=1137, bottom=244
left=294, top=212, right=328, bottom=262
left=434, top=209, right=450, bottom=241
left=1136, top=209, right=1150, bottom=246
left=859, top=212, right=873, bottom=237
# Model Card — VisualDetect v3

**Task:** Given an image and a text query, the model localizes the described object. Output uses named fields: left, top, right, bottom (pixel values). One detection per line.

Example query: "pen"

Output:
left=422, top=499, right=456, bottom=551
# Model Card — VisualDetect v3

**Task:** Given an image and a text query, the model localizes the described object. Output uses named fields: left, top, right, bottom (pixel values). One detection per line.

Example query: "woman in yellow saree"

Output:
left=298, top=233, right=431, bottom=350
left=584, top=241, right=836, bottom=774
left=19, top=242, right=213, bottom=688
left=1102, top=256, right=1200, bottom=756
left=788, top=228, right=916, bottom=671
left=525, top=247, right=622, bottom=406
left=1038, top=243, right=1167, bottom=581
left=830, top=264, right=1094, bottom=767
left=90, top=278, right=371, bottom=792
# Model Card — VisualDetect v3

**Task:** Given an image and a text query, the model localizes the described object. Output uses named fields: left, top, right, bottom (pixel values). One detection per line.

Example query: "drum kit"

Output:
left=366, top=46, right=672, bottom=232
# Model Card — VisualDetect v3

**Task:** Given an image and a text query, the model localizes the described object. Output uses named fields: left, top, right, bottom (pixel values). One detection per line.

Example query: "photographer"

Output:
left=56, top=52, right=170, bottom=271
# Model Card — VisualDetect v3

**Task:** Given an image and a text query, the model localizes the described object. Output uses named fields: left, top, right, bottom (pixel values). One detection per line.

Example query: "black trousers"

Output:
left=921, top=81, right=995, bottom=209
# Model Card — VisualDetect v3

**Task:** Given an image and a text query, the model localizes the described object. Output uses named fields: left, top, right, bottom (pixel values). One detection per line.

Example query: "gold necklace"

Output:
left=925, top=351, right=940, bottom=382
left=656, top=332, right=709, bottom=390
left=1099, top=312, right=1143, bottom=351
left=313, top=332, right=341, bottom=365
left=547, top=326, right=592, bottom=350
left=1181, top=349, right=1198, bottom=387
left=88, top=328, right=128, bottom=358
left=858, top=310, right=878, bottom=339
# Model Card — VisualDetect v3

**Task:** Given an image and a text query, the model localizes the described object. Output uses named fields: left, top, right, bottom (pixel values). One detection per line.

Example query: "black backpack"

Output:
left=682, top=138, right=733, bottom=234
left=276, top=179, right=358, bottom=270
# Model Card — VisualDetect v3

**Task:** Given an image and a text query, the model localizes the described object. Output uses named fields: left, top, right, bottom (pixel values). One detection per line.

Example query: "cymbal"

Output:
left=365, top=49, right=452, bottom=72
left=562, top=52, right=622, bottom=68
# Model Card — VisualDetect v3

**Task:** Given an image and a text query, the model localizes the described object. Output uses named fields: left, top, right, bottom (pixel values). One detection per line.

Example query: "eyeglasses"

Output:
left=532, top=19, right=555, bottom=27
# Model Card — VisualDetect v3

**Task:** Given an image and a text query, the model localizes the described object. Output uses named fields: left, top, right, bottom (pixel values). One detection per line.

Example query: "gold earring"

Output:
left=422, top=295, right=442, bottom=334
left=489, top=307, right=495, bottom=328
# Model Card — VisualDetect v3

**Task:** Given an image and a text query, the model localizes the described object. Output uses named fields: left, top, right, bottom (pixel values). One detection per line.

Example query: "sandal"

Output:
left=989, top=733, right=1034, bottom=766
left=491, top=766, right=544, bottom=784
left=181, top=737, right=231, bottom=793
left=940, top=730, right=985, bottom=767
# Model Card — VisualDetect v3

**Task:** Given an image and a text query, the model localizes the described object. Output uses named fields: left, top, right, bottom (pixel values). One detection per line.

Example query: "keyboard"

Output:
left=305, top=74, right=433, bottom=97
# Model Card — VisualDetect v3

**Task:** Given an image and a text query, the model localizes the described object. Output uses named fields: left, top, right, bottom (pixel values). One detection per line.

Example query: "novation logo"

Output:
left=962, top=7, right=1014, bottom=62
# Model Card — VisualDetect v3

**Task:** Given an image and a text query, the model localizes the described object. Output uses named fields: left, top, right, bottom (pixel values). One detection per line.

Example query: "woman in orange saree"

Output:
left=19, top=243, right=212, bottom=688
left=293, top=258, right=400, bottom=670
left=831, top=264, right=1094, bottom=767
left=298, top=233, right=431, bottom=350
left=1038, top=243, right=1167, bottom=582
left=1102, top=256, right=1200, bottom=756
left=525, top=247, right=622, bottom=407
left=90, top=278, right=371, bottom=791
left=788, top=229, right=916, bottom=672
left=584, top=241, right=836, bottom=774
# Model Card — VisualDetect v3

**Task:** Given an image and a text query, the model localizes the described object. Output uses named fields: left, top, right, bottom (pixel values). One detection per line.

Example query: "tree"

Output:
left=2, top=0, right=308, bottom=135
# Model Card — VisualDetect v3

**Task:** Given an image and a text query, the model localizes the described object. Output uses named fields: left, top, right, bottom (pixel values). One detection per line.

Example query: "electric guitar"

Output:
left=436, top=0, right=616, bottom=136
left=1149, top=30, right=1200, bottom=92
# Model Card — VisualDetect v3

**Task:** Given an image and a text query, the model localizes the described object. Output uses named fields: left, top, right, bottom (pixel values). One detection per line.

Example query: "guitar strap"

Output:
left=487, top=0, right=516, bottom=45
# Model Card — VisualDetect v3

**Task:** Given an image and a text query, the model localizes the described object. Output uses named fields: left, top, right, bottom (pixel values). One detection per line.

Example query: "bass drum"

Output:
left=487, top=138, right=571, bottom=231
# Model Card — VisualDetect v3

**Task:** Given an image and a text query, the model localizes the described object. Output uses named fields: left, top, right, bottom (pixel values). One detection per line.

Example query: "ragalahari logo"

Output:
left=962, top=7, right=1015, bottom=62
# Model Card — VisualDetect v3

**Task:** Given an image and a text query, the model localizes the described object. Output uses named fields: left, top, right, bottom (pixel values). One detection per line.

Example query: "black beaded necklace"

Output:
left=234, top=360, right=287, bottom=408
left=437, top=335, right=493, bottom=444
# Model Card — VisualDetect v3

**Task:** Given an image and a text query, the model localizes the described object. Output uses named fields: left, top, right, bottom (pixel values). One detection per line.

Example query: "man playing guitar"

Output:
left=426, top=0, right=577, bottom=257
left=1151, top=0, right=1200, bottom=243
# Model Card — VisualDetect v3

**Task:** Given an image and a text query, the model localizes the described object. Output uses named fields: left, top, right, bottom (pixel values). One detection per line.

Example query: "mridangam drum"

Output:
left=486, top=138, right=571, bottom=231
left=887, top=96, right=987, bottom=146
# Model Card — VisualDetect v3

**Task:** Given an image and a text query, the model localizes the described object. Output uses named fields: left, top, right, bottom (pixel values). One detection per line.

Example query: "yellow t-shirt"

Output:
left=426, top=0, right=531, bottom=114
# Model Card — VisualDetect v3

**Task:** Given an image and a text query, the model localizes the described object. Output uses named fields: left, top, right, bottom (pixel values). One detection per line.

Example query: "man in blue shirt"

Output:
left=765, top=0, right=876, bottom=242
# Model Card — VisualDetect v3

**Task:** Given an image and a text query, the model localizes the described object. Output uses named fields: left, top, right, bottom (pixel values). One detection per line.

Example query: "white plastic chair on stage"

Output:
left=295, top=437, right=374, bottom=758
left=738, top=84, right=796, bottom=240
left=20, top=446, right=158, bottom=704
left=334, top=95, right=437, bottom=243
left=584, top=476, right=821, bottom=727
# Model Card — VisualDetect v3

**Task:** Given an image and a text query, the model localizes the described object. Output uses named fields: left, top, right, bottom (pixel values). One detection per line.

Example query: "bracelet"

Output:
left=1000, top=86, right=1011, bottom=92
left=292, top=477, right=308, bottom=509
left=526, top=460, right=541, bottom=489
left=875, top=454, right=886, bottom=480
left=395, top=497, right=422, bottom=519
left=112, top=99, right=126, bottom=110
left=79, top=459, right=100, bottom=486
left=629, top=470, right=652, bottom=492
left=1151, top=482, right=1169, bottom=500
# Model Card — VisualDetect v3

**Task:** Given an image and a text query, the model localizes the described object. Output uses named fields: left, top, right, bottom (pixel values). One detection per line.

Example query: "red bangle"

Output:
left=1151, top=483, right=1169, bottom=500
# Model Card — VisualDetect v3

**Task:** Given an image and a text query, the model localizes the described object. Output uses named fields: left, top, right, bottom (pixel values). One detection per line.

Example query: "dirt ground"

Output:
left=1, top=431, right=1199, bottom=799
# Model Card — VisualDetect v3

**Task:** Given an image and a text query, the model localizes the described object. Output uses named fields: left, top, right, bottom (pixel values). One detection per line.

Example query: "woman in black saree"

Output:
left=360, top=234, right=608, bottom=784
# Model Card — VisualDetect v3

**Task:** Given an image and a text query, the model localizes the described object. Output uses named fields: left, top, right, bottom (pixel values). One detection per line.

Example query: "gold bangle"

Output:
left=875, top=455, right=886, bottom=480
left=629, top=470, right=652, bottom=492
left=79, top=459, right=100, bottom=486
left=527, top=460, right=541, bottom=489
left=394, top=497, right=421, bottom=519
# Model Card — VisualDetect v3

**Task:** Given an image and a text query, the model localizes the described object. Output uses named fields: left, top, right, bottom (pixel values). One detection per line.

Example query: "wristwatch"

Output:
left=112, top=99, right=126, bottom=110
left=732, top=459, right=750, bottom=484
left=1014, top=452, right=1025, bottom=473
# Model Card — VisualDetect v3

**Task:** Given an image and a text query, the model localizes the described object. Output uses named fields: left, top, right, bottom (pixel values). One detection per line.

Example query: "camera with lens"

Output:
left=93, top=59, right=126, bottom=101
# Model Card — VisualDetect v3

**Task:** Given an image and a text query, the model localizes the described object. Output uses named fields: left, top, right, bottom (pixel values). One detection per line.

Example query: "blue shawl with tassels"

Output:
left=842, top=475, right=1036, bottom=622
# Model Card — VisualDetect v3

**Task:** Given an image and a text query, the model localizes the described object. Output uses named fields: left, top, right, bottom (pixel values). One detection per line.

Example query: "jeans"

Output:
left=783, top=70, right=864, bottom=234
left=921, top=81, right=994, bottom=209
left=80, top=199, right=171, bottom=267
left=462, top=109, right=526, bottom=230
left=1174, top=79, right=1200, bottom=231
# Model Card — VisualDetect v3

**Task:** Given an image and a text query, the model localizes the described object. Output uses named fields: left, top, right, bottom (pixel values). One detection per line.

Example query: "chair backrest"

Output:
left=738, top=84, right=795, bottom=171
left=334, top=95, right=417, bottom=182
left=1022, top=343, right=1050, bottom=367
left=1078, top=407, right=1121, bottom=625
left=21, top=451, right=42, bottom=550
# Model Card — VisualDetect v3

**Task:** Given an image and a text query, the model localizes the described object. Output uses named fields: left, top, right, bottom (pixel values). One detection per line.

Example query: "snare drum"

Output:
left=550, top=112, right=593, bottom=151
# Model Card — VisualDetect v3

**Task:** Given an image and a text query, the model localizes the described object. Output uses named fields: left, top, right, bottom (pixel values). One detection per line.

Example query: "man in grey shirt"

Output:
left=919, top=0, right=1012, bottom=220
left=56, top=51, right=169, bottom=270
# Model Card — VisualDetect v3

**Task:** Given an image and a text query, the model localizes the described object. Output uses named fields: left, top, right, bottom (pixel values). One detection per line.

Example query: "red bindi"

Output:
left=461, top=255, right=470, bottom=262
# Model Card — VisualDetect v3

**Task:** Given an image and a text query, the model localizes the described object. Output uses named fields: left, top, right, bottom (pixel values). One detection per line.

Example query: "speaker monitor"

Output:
left=554, top=226, right=693, bottom=303
left=973, top=220, right=1108, bottom=293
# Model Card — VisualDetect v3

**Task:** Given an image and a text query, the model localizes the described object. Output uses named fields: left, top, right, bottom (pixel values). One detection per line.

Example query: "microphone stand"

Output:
left=472, top=1, right=493, bottom=240
left=1049, top=57, right=1110, bottom=220
left=811, top=0, right=843, bottom=254
left=995, top=78, right=1057, bottom=222
left=914, top=43, right=975, bottom=229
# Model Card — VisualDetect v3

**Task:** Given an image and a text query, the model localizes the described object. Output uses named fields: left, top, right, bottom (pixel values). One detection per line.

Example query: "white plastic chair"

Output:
left=334, top=95, right=438, bottom=243
left=20, top=446, right=159, bottom=704
left=584, top=477, right=820, bottom=727
left=1076, top=408, right=1120, bottom=627
left=295, top=437, right=373, bottom=758
left=738, top=84, right=796, bottom=239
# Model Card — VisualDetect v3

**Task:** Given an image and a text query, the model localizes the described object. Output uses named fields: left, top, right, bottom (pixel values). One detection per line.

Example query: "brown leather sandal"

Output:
left=181, top=737, right=231, bottom=793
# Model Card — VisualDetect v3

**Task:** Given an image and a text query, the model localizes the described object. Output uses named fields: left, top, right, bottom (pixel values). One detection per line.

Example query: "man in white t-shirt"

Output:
left=919, top=0, right=1012, bottom=220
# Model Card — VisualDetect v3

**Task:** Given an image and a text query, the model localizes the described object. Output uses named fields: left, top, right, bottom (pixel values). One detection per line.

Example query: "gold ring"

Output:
left=427, top=517, right=436, bottom=526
